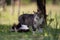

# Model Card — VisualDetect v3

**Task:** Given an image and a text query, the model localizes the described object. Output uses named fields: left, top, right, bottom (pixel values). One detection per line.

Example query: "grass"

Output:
left=0, top=3, right=60, bottom=40
left=0, top=25, right=43, bottom=40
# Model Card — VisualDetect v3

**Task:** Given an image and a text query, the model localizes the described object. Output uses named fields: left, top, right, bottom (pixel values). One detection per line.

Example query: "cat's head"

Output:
left=33, top=9, right=44, bottom=18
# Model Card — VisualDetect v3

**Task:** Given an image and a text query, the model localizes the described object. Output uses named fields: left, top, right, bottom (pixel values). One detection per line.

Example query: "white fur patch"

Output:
left=19, top=25, right=29, bottom=30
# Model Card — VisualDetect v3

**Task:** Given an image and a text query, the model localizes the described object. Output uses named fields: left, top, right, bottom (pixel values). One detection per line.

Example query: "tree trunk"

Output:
left=37, top=0, right=46, bottom=24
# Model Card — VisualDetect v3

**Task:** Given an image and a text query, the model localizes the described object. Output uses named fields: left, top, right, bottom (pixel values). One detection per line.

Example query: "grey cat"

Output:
left=18, top=10, right=44, bottom=33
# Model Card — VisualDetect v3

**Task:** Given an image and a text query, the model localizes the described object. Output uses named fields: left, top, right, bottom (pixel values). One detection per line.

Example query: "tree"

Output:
left=36, top=0, right=46, bottom=27
left=37, top=0, right=47, bottom=28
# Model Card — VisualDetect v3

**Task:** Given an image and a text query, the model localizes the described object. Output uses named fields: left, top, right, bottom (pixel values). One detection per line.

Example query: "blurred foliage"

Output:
left=21, top=0, right=31, bottom=4
left=5, top=0, right=31, bottom=5
left=46, top=0, right=60, bottom=4
left=4, top=0, right=60, bottom=5
left=1, top=0, right=60, bottom=5
left=46, top=0, right=53, bottom=4
left=6, top=0, right=11, bottom=5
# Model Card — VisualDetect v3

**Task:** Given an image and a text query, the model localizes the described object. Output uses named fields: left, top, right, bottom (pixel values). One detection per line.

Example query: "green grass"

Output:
left=0, top=25, right=44, bottom=40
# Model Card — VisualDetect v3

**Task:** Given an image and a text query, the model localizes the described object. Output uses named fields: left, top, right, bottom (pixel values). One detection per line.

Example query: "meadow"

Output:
left=0, top=3, right=60, bottom=40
